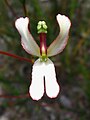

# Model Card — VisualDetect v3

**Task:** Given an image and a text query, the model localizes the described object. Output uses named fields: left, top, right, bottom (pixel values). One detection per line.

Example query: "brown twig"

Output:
left=0, top=51, right=34, bottom=64
left=4, top=0, right=17, bottom=18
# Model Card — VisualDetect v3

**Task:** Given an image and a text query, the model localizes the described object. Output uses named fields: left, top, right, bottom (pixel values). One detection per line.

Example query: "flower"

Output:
left=15, top=14, right=71, bottom=100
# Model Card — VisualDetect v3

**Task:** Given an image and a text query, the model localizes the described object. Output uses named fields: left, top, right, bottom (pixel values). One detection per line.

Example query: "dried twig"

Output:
left=4, top=0, right=17, bottom=18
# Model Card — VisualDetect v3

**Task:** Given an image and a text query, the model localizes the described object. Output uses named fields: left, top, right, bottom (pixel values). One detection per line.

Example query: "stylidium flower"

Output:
left=15, top=14, right=71, bottom=100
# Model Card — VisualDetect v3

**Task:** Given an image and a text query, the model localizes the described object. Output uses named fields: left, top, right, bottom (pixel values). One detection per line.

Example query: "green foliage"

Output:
left=19, top=0, right=26, bottom=4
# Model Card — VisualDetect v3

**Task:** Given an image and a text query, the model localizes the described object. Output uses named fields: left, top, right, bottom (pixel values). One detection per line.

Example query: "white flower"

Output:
left=15, top=14, right=71, bottom=100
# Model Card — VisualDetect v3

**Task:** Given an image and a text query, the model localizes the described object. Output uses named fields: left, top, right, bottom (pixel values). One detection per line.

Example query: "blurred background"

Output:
left=0, top=0, right=90, bottom=120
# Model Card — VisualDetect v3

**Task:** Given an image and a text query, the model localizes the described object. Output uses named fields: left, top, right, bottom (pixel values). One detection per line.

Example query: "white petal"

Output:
left=47, top=14, right=71, bottom=57
left=15, top=17, right=40, bottom=56
left=44, top=58, right=60, bottom=98
left=29, top=59, right=44, bottom=100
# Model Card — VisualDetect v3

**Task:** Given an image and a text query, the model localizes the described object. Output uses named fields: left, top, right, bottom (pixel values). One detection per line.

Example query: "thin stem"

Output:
left=22, top=1, right=27, bottom=16
left=0, top=51, right=33, bottom=63
left=0, top=93, right=29, bottom=99
left=4, top=0, right=17, bottom=18
left=0, top=93, right=60, bottom=109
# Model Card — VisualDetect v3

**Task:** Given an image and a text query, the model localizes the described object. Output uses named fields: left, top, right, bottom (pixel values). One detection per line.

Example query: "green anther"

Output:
left=37, top=25, right=41, bottom=30
left=37, top=21, right=48, bottom=34
left=43, top=24, right=47, bottom=29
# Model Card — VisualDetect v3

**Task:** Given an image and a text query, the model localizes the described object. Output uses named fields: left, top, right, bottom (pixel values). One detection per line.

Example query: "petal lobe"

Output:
left=15, top=17, right=40, bottom=56
left=47, top=14, right=71, bottom=57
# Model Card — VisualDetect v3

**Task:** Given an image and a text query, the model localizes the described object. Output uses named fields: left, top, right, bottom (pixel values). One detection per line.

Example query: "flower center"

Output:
left=37, top=21, right=48, bottom=62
